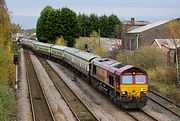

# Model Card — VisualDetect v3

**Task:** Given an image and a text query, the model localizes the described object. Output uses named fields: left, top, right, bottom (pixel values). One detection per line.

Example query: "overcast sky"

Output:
left=6, top=0, right=180, bottom=29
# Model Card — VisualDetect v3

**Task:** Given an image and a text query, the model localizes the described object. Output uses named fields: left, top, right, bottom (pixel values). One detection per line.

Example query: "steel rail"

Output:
left=39, top=57, right=99, bottom=121
left=148, top=95, right=180, bottom=118
left=140, top=109, right=159, bottom=121
left=24, top=49, right=55, bottom=121
left=124, top=110, right=140, bottom=121
left=149, top=89, right=180, bottom=108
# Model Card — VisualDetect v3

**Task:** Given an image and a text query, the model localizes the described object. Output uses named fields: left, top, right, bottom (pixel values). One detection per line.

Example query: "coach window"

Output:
left=109, top=75, right=114, bottom=86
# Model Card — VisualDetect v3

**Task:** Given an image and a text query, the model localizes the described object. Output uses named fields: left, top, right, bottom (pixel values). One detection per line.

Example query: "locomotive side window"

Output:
left=109, top=75, right=114, bottom=86
left=122, top=76, right=133, bottom=84
left=135, top=75, right=146, bottom=84
left=93, top=65, right=96, bottom=74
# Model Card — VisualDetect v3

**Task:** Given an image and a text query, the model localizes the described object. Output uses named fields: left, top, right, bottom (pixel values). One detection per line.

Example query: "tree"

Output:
left=108, top=14, right=121, bottom=38
left=0, top=0, right=16, bottom=86
left=167, top=19, right=180, bottom=85
left=36, top=6, right=54, bottom=43
left=47, top=11, right=59, bottom=43
left=78, top=14, right=122, bottom=38
left=99, top=15, right=109, bottom=37
left=57, top=7, right=80, bottom=47
left=10, top=23, right=21, bottom=34
left=78, top=14, right=91, bottom=37
left=89, top=14, right=99, bottom=34
left=36, top=6, right=80, bottom=46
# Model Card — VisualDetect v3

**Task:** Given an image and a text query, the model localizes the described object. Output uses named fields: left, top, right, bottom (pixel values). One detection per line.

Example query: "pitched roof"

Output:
left=127, top=20, right=169, bottom=34
left=123, top=20, right=150, bottom=26
left=154, top=39, right=180, bottom=49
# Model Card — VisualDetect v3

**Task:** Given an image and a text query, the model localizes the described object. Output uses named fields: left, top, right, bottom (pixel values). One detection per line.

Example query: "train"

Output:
left=20, top=38, right=148, bottom=109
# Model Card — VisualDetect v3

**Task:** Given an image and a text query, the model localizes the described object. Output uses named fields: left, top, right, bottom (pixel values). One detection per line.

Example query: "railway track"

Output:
left=24, top=50, right=55, bottom=121
left=124, top=109, right=158, bottom=121
left=38, top=57, right=99, bottom=121
left=148, top=89, right=180, bottom=118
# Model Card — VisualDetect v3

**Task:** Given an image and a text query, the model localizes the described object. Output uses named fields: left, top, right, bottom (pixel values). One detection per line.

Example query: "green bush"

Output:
left=133, top=46, right=162, bottom=69
left=116, top=46, right=162, bottom=69
left=0, top=85, right=15, bottom=121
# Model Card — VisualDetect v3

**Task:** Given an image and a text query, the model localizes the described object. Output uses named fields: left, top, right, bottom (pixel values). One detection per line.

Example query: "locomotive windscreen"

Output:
left=122, top=76, right=133, bottom=84
left=135, top=75, right=146, bottom=84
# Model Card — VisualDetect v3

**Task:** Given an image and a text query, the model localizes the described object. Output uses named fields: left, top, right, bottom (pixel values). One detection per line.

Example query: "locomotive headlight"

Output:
left=121, top=91, right=127, bottom=95
left=143, top=91, right=147, bottom=94
left=141, top=91, right=147, bottom=95
left=122, top=92, right=126, bottom=94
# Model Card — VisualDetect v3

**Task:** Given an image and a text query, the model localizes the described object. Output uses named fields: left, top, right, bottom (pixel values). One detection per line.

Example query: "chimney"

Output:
left=131, top=18, right=135, bottom=26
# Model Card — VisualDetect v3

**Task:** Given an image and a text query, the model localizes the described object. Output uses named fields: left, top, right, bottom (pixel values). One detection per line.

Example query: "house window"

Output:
left=131, top=38, right=135, bottom=50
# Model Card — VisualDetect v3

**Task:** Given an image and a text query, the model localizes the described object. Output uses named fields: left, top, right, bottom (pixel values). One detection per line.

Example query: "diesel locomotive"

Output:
left=21, top=39, right=148, bottom=109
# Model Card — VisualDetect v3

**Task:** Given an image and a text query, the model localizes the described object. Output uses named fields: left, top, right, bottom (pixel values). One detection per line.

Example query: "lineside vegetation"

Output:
left=0, top=0, right=16, bottom=120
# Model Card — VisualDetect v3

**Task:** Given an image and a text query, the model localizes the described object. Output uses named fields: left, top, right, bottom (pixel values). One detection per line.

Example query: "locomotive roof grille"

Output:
left=99, top=58, right=109, bottom=62
left=127, top=67, right=142, bottom=72
left=114, top=63, right=127, bottom=69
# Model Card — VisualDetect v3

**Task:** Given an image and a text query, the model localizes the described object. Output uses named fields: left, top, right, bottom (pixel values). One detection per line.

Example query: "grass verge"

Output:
left=0, top=85, right=15, bottom=121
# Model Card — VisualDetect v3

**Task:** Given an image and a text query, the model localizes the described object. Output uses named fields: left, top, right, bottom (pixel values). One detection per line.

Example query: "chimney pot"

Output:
left=131, top=18, right=135, bottom=25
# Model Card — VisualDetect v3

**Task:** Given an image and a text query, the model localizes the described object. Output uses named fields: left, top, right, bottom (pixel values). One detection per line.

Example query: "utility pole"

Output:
left=136, top=34, right=140, bottom=49
left=173, top=38, right=180, bottom=86
left=98, top=28, right=101, bottom=45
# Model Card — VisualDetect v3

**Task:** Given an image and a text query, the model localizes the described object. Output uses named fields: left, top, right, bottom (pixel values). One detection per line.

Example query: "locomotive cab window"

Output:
left=109, top=75, right=114, bottom=86
left=122, top=75, right=133, bottom=84
left=135, top=75, right=146, bottom=84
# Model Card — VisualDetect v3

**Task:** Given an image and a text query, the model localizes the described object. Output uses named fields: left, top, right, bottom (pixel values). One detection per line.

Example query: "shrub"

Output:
left=55, top=37, right=66, bottom=46
left=133, top=46, right=162, bottom=69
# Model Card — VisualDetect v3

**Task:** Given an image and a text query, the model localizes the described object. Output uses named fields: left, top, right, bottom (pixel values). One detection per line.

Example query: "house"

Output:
left=124, top=20, right=174, bottom=50
left=122, top=18, right=180, bottom=50
left=121, top=18, right=150, bottom=49
left=152, top=39, right=180, bottom=65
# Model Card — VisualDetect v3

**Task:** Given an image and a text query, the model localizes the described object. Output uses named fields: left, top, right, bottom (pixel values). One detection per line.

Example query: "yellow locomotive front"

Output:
left=119, top=68, right=148, bottom=108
